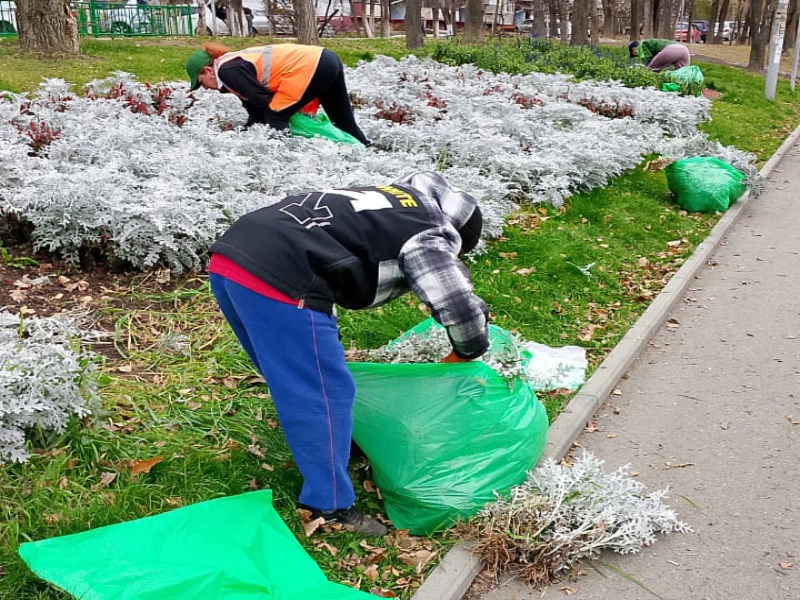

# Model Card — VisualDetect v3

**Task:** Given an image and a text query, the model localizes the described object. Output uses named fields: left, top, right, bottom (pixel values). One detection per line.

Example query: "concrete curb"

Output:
left=409, top=124, right=800, bottom=600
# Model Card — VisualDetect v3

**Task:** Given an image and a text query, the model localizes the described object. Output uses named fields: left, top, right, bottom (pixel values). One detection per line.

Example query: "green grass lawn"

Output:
left=2, top=37, right=800, bottom=599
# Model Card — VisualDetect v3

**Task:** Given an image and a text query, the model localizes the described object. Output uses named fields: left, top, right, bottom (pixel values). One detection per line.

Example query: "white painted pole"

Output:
left=765, top=0, right=789, bottom=101
left=792, top=15, right=800, bottom=91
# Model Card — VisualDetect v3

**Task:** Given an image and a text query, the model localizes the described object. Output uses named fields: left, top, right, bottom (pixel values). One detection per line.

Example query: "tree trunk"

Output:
left=16, top=0, right=78, bottom=55
left=783, top=0, right=798, bottom=51
left=195, top=0, right=208, bottom=34
left=686, top=0, right=695, bottom=43
left=431, top=0, right=441, bottom=36
left=405, top=0, right=424, bottom=47
left=714, top=0, right=731, bottom=42
left=381, top=0, right=391, bottom=36
left=560, top=0, right=570, bottom=41
left=362, top=1, right=374, bottom=36
left=572, top=0, right=590, bottom=43
left=589, top=0, right=599, bottom=43
left=630, top=0, right=641, bottom=40
left=368, top=0, right=376, bottom=35
left=748, top=0, right=772, bottom=71
left=463, top=0, right=484, bottom=42
left=294, top=0, right=319, bottom=44
left=531, top=0, right=545, bottom=35
left=708, top=0, right=721, bottom=43
left=643, top=0, right=654, bottom=36
left=655, top=0, right=674, bottom=38
left=547, top=0, right=559, bottom=37
left=228, top=0, right=245, bottom=36
left=602, top=0, right=615, bottom=38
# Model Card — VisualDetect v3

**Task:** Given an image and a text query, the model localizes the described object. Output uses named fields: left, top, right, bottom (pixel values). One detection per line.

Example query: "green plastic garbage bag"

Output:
left=661, top=82, right=680, bottom=93
left=349, top=319, right=549, bottom=535
left=667, top=65, right=704, bottom=96
left=289, top=112, right=363, bottom=145
left=665, top=156, right=747, bottom=213
left=18, top=490, right=374, bottom=600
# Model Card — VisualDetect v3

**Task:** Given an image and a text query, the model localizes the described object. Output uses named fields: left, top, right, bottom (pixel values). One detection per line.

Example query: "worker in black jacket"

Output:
left=207, top=172, right=489, bottom=535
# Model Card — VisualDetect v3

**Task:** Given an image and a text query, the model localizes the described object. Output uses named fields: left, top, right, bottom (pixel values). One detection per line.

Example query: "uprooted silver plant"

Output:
left=456, top=451, right=692, bottom=585
left=352, top=324, right=529, bottom=383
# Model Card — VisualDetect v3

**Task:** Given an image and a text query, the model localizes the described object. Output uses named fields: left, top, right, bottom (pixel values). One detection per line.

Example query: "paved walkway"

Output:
left=470, top=140, right=800, bottom=600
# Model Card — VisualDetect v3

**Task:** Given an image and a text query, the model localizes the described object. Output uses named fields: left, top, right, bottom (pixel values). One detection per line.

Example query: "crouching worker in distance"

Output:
left=629, top=39, right=691, bottom=72
left=186, top=42, right=370, bottom=145
left=207, top=172, right=489, bottom=535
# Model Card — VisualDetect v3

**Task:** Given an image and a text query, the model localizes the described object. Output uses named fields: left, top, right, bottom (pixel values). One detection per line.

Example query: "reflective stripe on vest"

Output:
left=215, top=45, right=323, bottom=111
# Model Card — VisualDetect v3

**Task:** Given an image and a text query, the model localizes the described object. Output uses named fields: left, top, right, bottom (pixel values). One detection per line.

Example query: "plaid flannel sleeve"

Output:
left=399, top=226, right=489, bottom=359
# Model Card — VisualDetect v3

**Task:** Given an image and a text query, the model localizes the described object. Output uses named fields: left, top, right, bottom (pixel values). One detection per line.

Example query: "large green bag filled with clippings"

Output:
left=348, top=319, right=549, bottom=534
left=288, top=112, right=363, bottom=145
left=665, top=156, right=747, bottom=212
left=18, top=490, right=374, bottom=600
left=666, top=65, right=705, bottom=96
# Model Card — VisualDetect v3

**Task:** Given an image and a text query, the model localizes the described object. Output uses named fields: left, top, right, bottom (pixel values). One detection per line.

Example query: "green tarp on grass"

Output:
left=18, top=490, right=373, bottom=600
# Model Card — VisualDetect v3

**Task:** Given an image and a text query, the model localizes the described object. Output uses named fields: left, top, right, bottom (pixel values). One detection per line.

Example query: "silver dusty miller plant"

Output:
left=0, top=311, right=100, bottom=463
left=0, top=59, right=758, bottom=272
left=457, top=451, right=692, bottom=585
left=358, top=324, right=529, bottom=383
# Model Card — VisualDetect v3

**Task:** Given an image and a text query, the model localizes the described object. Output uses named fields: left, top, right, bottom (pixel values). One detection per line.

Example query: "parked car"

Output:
left=188, top=2, right=229, bottom=35
left=692, top=20, right=709, bottom=42
left=96, top=0, right=156, bottom=35
left=244, top=0, right=270, bottom=35
left=675, top=22, right=702, bottom=43
left=714, top=20, right=740, bottom=42
left=0, top=0, right=17, bottom=34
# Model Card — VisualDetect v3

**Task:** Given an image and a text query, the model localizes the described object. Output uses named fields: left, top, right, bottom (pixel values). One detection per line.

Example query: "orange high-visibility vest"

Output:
left=216, top=44, right=324, bottom=112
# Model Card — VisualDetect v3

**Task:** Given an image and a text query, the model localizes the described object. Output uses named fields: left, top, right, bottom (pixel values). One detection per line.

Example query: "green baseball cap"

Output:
left=186, top=51, right=212, bottom=91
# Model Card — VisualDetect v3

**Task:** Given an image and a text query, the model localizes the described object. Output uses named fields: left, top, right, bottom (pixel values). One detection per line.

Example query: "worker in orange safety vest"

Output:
left=186, top=42, right=369, bottom=145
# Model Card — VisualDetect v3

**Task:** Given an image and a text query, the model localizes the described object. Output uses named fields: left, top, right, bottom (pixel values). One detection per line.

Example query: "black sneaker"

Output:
left=304, top=505, right=388, bottom=536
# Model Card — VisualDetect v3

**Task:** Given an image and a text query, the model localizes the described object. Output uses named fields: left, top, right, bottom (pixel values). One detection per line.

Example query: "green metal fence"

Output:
left=0, top=1, right=17, bottom=36
left=0, top=2, right=195, bottom=38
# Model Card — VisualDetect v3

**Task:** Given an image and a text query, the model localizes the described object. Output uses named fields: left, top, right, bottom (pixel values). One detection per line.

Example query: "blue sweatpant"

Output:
left=209, top=273, right=357, bottom=511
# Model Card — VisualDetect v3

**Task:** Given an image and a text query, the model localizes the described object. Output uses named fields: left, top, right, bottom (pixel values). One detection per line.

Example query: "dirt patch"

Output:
left=1, top=247, right=205, bottom=358
left=703, top=88, right=723, bottom=100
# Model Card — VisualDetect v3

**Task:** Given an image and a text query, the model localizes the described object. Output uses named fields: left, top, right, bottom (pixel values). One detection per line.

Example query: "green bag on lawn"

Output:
left=18, top=490, right=373, bottom=600
left=288, top=112, right=363, bottom=145
left=667, top=65, right=704, bottom=96
left=665, top=156, right=747, bottom=213
left=349, top=318, right=549, bottom=535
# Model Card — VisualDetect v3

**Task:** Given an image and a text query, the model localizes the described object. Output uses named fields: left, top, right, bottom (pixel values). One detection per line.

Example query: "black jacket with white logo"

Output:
left=210, top=173, right=489, bottom=358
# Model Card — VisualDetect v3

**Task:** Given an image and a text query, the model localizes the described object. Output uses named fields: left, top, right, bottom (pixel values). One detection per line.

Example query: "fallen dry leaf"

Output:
left=363, top=564, right=379, bottom=581
left=130, top=456, right=163, bottom=476
left=316, top=541, right=339, bottom=556
left=297, top=509, right=325, bottom=537
left=43, top=512, right=62, bottom=526
left=560, top=586, right=578, bottom=595
left=248, top=445, right=266, bottom=459
left=779, top=562, right=794, bottom=570
left=665, top=462, right=694, bottom=469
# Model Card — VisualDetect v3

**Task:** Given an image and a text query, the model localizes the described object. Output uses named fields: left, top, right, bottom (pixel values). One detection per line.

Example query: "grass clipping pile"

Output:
left=455, top=452, right=692, bottom=586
